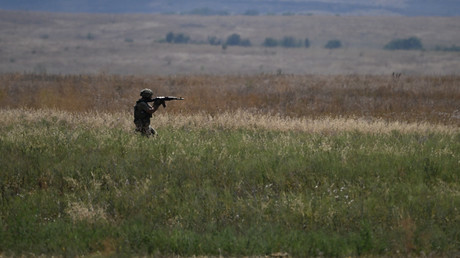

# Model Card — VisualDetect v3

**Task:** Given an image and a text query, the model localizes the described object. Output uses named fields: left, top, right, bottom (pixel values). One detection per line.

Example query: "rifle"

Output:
left=148, top=96, right=184, bottom=108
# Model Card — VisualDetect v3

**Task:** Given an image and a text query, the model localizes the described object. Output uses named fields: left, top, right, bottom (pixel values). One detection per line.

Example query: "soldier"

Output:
left=133, top=88, right=161, bottom=137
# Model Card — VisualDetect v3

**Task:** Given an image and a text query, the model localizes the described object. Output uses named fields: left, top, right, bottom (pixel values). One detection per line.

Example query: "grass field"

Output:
left=0, top=108, right=459, bottom=257
left=1, top=73, right=459, bottom=256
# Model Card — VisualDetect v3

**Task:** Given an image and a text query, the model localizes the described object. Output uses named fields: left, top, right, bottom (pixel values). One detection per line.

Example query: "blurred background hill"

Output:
left=1, top=0, right=459, bottom=16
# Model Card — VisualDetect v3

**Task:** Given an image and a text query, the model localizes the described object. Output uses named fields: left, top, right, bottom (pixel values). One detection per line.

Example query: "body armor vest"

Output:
left=134, top=99, right=152, bottom=122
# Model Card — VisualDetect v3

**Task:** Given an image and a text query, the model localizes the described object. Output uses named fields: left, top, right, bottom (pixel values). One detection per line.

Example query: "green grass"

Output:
left=1, top=113, right=459, bottom=256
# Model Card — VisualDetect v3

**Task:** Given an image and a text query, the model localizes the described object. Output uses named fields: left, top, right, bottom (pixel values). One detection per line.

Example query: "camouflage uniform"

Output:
left=134, top=89, right=158, bottom=137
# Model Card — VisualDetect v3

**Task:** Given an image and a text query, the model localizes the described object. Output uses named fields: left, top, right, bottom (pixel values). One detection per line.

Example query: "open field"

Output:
left=1, top=73, right=459, bottom=256
left=1, top=8, right=459, bottom=257
left=1, top=10, right=460, bottom=75
left=0, top=108, right=459, bottom=256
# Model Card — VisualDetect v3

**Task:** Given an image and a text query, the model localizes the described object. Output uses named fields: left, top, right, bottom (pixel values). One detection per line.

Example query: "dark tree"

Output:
left=263, top=37, right=278, bottom=47
left=281, top=36, right=300, bottom=48
left=166, top=32, right=174, bottom=43
left=304, top=38, right=311, bottom=48
left=384, top=37, right=423, bottom=50
left=325, top=39, right=342, bottom=49
left=226, top=33, right=241, bottom=46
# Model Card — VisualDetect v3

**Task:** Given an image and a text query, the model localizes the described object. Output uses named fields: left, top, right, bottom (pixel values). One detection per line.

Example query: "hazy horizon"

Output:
left=0, top=0, right=459, bottom=16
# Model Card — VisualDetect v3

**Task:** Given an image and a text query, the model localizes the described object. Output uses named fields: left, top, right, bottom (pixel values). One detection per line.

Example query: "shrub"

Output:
left=166, top=32, right=175, bottom=43
left=208, top=36, right=222, bottom=46
left=263, top=37, right=278, bottom=47
left=86, top=33, right=95, bottom=40
left=225, top=33, right=251, bottom=47
left=304, top=38, right=311, bottom=48
left=325, top=39, right=342, bottom=49
left=226, top=34, right=241, bottom=46
left=263, top=36, right=305, bottom=48
left=434, top=45, right=460, bottom=52
left=173, top=33, right=190, bottom=44
left=281, top=36, right=301, bottom=48
left=165, top=32, right=190, bottom=44
left=384, top=37, right=423, bottom=50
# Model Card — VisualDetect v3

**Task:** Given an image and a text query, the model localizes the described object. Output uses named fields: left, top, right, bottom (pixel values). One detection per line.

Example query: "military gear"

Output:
left=134, top=99, right=156, bottom=137
left=134, top=100, right=152, bottom=121
left=147, top=96, right=184, bottom=108
left=134, top=119, right=157, bottom=137
left=140, top=88, right=153, bottom=98
left=134, top=90, right=183, bottom=137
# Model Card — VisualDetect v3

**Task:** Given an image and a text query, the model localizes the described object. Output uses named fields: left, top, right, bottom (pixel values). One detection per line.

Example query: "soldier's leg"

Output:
left=134, top=121, right=142, bottom=133
left=149, top=126, right=157, bottom=136
left=142, top=124, right=152, bottom=136
left=135, top=121, right=151, bottom=136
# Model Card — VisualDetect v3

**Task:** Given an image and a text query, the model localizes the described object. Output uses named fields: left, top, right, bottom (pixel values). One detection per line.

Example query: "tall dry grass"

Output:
left=1, top=108, right=457, bottom=135
left=0, top=73, right=459, bottom=125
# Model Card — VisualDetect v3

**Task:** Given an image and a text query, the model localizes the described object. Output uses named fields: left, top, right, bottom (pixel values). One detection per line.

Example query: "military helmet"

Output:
left=140, top=88, right=153, bottom=98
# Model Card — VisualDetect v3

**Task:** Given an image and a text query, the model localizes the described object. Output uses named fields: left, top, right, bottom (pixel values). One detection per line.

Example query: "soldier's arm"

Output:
left=150, top=103, right=161, bottom=113
left=139, top=102, right=159, bottom=114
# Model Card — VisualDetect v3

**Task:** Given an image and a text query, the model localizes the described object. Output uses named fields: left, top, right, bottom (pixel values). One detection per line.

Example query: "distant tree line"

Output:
left=162, top=33, right=459, bottom=52
left=38, top=30, right=458, bottom=53
left=382, top=37, right=460, bottom=52
left=163, top=32, right=345, bottom=49
left=163, top=32, right=251, bottom=46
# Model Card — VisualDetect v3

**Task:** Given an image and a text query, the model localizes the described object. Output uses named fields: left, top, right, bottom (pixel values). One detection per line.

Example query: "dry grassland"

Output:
left=1, top=10, right=460, bottom=75
left=1, top=108, right=457, bottom=136
left=0, top=73, right=459, bottom=126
